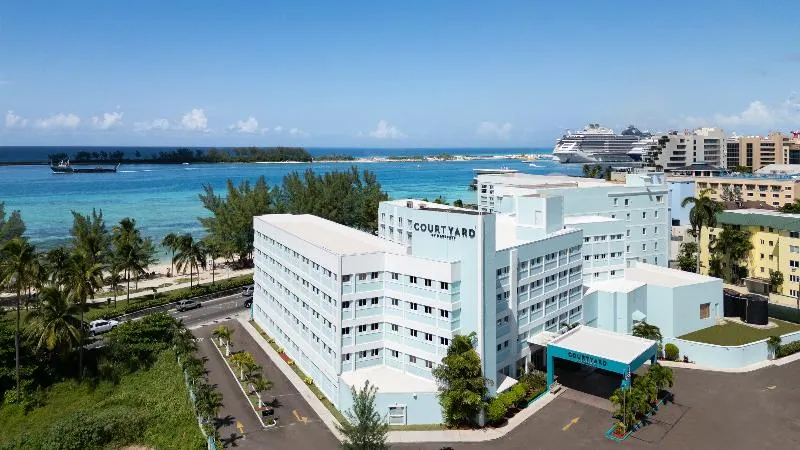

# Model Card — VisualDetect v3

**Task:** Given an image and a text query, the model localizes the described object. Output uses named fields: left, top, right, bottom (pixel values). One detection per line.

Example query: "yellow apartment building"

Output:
left=667, top=175, right=800, bottom=208
left=699, top=209, right=800, bottom=297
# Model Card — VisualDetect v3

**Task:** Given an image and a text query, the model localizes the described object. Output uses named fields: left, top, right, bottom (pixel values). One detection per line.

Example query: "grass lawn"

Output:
left=0, top=352, right=205, bottom=449
left=678, top=319, right=800, bottom=346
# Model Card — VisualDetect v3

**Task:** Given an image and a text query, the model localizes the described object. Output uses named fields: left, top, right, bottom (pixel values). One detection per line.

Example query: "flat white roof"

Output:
left=494, top=214, right=580, bottom=251
left=549, top=325, right=655, bottom=365
left=384, top=198, right=475, bottom=213
left=586, top=277, right=646, bottom=294
left=625, top=262, right=718, bottom=288
left=479, top=173, right=611, bottom=188
left=564, top=215, right=618, bottom=224
left=340, top=365, right=437, bottom=393
left=255, top=214, right=407, bottom=256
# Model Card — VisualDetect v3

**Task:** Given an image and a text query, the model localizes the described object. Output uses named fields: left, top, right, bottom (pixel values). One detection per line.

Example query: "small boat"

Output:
left=50, top=159, right=119, bottom=174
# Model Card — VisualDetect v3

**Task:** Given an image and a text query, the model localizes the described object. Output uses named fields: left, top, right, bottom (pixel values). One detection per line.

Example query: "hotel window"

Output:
left=424, top=279, right=432, bottom=287
left=584, top=255, right=590, bottom=261
left=626, top=230, right=630, bottom=237
left=642, top=243, right=647, bottom=251
left=440, top=281, right=449, bottom=290
left=371, top=349, right=379, bottom=357
left=358, top=299, right=367, bottom=307
left=359, top=351, right=367, bottom=358
left=391, top=324, right=399, bottom=332
left=342, top=275, right=351, bottom=282
left=410, top=329, right=418, bottom=337
left=613, top=198, right=618, bottom=206
left=425, top=360, right=434, bottom=369
left=790, top=260, right=799, bottom=268
left=409, top=276, right=418, bottom=284
left=408, top=355, right=417, bottom=364
left=391, top=350, right=399, bottom=358
left=532, top=302, right=542, bottom=311
left=497, top=344, right=502, bottom=351
left=626, top=213, right=631, bottom=221
left=342, top=327, right=351, bottom=335
left=357, top=325, right=367, bottom=332
left=642, top=228, right=646, bottom=235
left=371, top=272, right=379, bottom=279
left=391, top=298, right=399, bottom=306
left=409, top=302, right=418, bottom=311
left=700, top=303, right=711, bottom=319
left=371, top=323, right=379, bottom=331
left=358, top=273, right=367, bottom=281
left=440, top=309, right=449, bottom=318
left=342, top=353, right=350, bottom=361
left=371, top=297, right=379, bottom=306
left=425, top=333, right=433, bottom=341
left=391, top=272, right=399, bottom=280
left=654, top=226, right=659, bottom=234
left=642, top=212, right=646, bottom=219
left=424, top=306, right=433, bottom=314
left=342, top=301, right=351, bottom=309
left=655, top=210, right=659, bottom=218
left=624, top=198, right=629, bottom=206
left=791, top=232, right=800, bottom=238
left=656, top=195, right=663, bottom=203
left=791, top=245, right=799, bottom=253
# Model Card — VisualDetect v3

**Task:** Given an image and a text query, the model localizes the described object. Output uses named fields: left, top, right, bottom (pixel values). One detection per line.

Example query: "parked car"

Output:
left=88, top=319, right=119, bottom=336
left=176, top=299, right=201, bottom=312
left=243, top=298, right=253, bottom=308
left=242, top=285, right=254, bottom=297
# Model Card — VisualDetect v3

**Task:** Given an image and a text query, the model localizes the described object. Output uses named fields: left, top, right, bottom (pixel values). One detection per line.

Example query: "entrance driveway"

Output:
left=396, top=361, right=800, bottom=450
left=196, top=321, right=339, bottom=450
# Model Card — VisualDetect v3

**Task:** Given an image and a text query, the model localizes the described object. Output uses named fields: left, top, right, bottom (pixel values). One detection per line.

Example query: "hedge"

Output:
left=664, top=343, right=679, bottom=361
left=776, top=341, right=800, bottom=358
left=85, top=275, right=253, bottom=322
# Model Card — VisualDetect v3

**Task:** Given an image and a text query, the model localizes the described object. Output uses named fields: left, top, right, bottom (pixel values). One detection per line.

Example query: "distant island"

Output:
left=0, top=147, right=546, bottom=166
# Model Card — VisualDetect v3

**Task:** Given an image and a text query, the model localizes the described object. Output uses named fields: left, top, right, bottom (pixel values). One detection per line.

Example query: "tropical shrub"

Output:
left=485, top=396, right=507, bottom=424
left=776, top=341, right=800, bottom=358
left=510, top=383, right=528, bottom=408
left=518, top=368, right=547, bottom=391
left=664, top=343, right=679, bottom=361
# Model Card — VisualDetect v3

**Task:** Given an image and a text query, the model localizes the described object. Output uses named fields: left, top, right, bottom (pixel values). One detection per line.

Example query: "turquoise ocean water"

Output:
left=0, top=149, right=579, bottom=257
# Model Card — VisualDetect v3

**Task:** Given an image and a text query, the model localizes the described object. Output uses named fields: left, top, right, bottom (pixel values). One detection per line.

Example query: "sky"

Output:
left=1, top=0, right=800, bottom=147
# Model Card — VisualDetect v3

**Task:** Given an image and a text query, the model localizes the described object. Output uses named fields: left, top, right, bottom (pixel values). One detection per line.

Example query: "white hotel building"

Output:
left=252, top=194, right=584, bottom=425
left=476, top=172, right=670, bottom=280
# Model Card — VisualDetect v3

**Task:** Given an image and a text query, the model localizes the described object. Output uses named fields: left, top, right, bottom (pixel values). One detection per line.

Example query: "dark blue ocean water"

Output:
left=0, top=147, right=577, bottom=257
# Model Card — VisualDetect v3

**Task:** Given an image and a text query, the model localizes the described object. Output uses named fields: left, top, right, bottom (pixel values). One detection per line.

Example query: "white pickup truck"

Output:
left=89, top=319, right=120, bottom=336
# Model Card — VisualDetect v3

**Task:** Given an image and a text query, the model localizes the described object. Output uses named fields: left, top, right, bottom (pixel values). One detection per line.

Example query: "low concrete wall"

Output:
left=665, top=329, right=800, bottom=369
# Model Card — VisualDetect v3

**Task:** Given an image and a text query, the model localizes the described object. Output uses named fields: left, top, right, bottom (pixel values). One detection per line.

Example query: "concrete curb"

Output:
left=238, top=318, right=345, bottom=441
left=208, top=336, right=271, bottom=428
left=651, top=355, right=800, bottom=372
left=241, top=317, right=563, bottom=444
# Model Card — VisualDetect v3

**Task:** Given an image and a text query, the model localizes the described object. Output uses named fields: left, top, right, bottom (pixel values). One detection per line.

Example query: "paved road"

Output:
left=397, top=361, right=800, bottom=450
left=171, top=294, right=249, bottom=329
left=196, top=320, right=339, bottom=449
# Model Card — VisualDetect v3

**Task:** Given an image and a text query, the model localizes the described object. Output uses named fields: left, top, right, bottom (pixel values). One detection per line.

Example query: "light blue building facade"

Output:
left=668, top=180, right=696, bottom=227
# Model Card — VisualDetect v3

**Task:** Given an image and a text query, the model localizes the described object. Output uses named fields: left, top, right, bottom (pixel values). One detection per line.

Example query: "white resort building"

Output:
left=250, top=172, right=721, bottom=425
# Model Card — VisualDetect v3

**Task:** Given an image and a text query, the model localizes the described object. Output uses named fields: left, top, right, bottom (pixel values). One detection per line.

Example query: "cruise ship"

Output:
left=552, top=124, right=650, bottom=163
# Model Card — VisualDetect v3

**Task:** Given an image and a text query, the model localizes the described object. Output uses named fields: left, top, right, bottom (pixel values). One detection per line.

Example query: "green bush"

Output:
left=518, top=369, right=547, bottom=391
left=510, top=383, right=527, bottom=407
left=777, top=341, right=800, bottom=358
left=664, top=343, right=679, bottom=361
left=6, top=406, right=147, bottom=450
left=485, top=397, right=507, bottom=424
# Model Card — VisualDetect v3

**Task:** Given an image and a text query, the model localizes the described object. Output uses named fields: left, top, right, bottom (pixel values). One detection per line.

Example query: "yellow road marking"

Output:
left=293, top=409, right=308, bottom=424
left=562, top=417, right=580, bottom=431
left=236, top=420, right=246, bottom=435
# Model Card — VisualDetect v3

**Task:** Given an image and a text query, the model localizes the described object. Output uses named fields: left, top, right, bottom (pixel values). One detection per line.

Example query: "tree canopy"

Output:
left=431, top=332, right=489, bottom=427
left=198, top=167, right=388, bottom=262
left=337, top=381, right=389, bottom=450
left=0, top=202, right=26, bottom=246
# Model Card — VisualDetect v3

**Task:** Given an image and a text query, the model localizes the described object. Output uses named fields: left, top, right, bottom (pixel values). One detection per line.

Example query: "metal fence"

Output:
left=768, top=303, right=800, bottom=324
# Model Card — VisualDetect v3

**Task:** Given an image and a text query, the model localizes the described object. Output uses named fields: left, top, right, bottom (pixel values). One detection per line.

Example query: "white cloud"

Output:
left=689, top=93, right=800, bottom=130
left=229, top=116, right=259, bottom=134
left=477, top=121, right=513, bottom=139
left=5, top=110, right=28, bottom=128
left=35, top=113, right=81, bottom=130
left=368, top=120, right=405, bottom=139
left=180, top=108, right=208, bottom=131
left=273, top=125, right=283, bottom=133
left=134, top=118, right=170, bottom=132
left=91, top=110, right=123, bottom=130
left=0, top=80, right=9, bottom=86
left=289, top=127, right=309, bottom=137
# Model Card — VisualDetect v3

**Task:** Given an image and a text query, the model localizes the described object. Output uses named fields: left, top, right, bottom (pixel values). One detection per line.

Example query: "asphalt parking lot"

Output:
left=397, top=361, right=800, bottom=450
left=196, top=320, right=339, bottom=450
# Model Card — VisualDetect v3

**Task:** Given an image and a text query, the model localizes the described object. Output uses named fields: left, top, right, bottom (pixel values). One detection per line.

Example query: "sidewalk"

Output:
left=238, top=317, right=563, bottom=444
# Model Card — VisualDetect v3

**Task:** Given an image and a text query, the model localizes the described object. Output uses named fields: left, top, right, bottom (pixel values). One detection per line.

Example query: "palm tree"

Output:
left=112, top=218, right=156, bottom=305
left=709, top=226, right=754, bottom=283
left=173, top=327, right=198, bottom=363
left=681, top=189, right=724, bottom=273
left=174, top=234, right=207, bottom=289
left=767, top=335, right=782, bottom=359
left=70, top=209, right=110, bottom=267
left=107, top=261, right=123, bottom=308
left=229, top=351, right=256, bottom=380
left=647, top=363, right=674, bottom=395
left=251, top=375, right=274, bottom=408
left=0, top=237, right=38, bottom=402
left=161, top=232, right=181, bottom=277
left=42, top=247, right=70, bottom=287
left=212, top=325, right=234, bottom=356
left=194, top=382, right=223, bottom=424
left=24, top=286, right=82, bottom=356
left=183, top=355, right=207, bottom=387
left=64, top=249, right=104, bottom=378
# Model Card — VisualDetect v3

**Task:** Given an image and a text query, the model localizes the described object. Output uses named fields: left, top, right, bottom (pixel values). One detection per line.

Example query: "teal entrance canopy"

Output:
left=546, top=325, right=658, bottom=388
